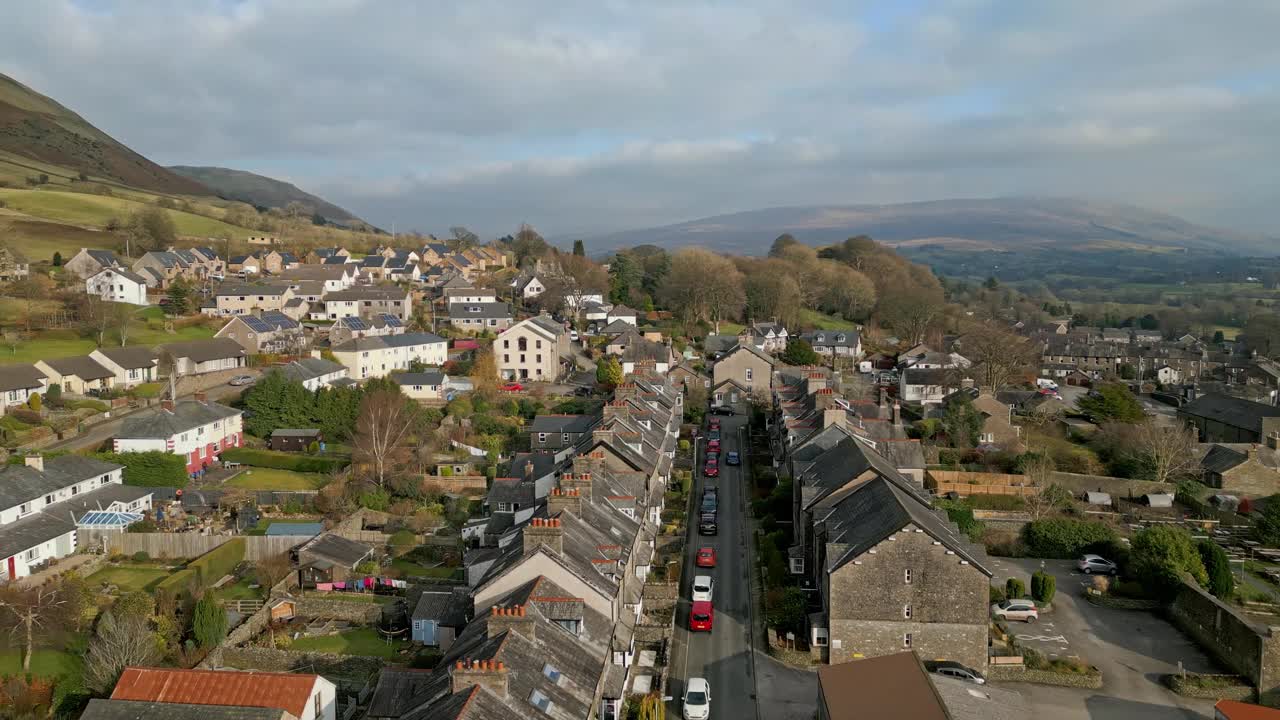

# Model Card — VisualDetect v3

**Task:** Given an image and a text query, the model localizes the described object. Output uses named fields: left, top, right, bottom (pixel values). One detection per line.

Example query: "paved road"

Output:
left=990, top=557, right=1216, bottom=720
left=668, top=414, right=758, bottom=720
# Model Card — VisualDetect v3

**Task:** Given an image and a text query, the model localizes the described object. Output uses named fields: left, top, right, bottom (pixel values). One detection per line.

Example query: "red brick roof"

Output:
left=111, top=667, right=320, bottom=718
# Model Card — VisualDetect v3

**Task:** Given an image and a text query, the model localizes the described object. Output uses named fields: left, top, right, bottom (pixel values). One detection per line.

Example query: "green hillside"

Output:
left=169, top=165, right=360, bottom=224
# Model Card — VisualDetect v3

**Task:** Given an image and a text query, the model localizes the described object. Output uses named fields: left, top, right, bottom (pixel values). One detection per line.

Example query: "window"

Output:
left=904, top=569, right=912, bottom=584
left=529, top=689, right=552, bottom=714
left=745, top=368, right=753, bottom=381
left=504, top=340, right=510, bottom=349
left=542, top=663, right=563, bottom=683
left=538, top=433, right=547, bottom=444
left=554, top=618, right=581, bottom=635
left=314, top=693, right=322, bottom=719
left=562, top=433, right=571, bottom=444
left=497, top=502, right=512, bottom=512
left=24, top=547, right=40, bottom=561
left=18, top=502, right=31, bottom=516
left=44, top=494, right=54, bottom=504
left=536, top=340, right=543, bottom=349
left=812, top=628, right=829, bottom=647
left=903, top=633, right=913, bottom=648
left=536, top=354, right=542, bottom=363
left=903, top=604, right=912, bottom=619
left=980, top=433, right=994, bottom=443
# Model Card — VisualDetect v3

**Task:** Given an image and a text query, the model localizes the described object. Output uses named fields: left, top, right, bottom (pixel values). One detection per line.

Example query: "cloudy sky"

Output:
left=3, top=1, right=1278, bottom=237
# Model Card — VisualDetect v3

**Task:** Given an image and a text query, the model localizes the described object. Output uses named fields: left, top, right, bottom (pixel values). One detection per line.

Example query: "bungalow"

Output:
left=269, top=428, right=322, bottom=452
left=899, top=368, right=963, bottom=406
left=90, top=347, right=160, bottom=388
left=0, top=364, right=48, bottom=410
left=297, top=532, right=374, bottom=586
left=86, top=267, right=149, bottom=305
left=160, top=338, right=248, bottom=376
left=606, top=304, right=638, bottom=327
left=113, top=394, right=244, bottom=475
left=278, top=356, right=350, bottom=391
left=35, top=356, right=116, bottom=395
left=107, top=667, right=336, bottom=720
left=392, top=369, right=450, bottom=400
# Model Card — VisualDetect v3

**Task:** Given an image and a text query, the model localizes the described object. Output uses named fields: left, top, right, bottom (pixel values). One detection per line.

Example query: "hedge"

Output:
left=95, top=451, right=189, bottom=488
left=155, top=568, right=198, bottom=597
left=189, top=538, right=246, bottom=586
left=1021, top=518, right=1118, bottom=558
left=220, top=447, right=346, bottom=474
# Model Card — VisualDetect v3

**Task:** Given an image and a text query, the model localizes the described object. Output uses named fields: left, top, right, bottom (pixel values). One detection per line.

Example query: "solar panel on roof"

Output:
left=261, top=311, right=298, bottom=329
left=344, top=317, right=367, bottom=331
left=379, top=313, right=402, bottom=328
left=242, top=316, right=273, bottom=332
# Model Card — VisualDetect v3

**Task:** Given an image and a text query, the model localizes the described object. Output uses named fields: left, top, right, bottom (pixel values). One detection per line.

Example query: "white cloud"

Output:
left=0, top=0, right=1277, bottom=235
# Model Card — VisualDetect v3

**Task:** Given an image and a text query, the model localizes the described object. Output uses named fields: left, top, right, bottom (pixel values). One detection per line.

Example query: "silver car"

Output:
left=1077, top=554, right=1117, bottom=574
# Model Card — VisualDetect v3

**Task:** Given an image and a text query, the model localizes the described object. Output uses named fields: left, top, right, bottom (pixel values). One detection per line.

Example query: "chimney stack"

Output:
left=814, top=387, right=837, bottom=410
left=822, top=408, right=845, bottom=430
left=194, top=391, right=207, bottom=404
left=487, top=605, right=536, bottom=640
left=571, top=451, right=603, bottom=476
left=892, top=400, right=902, bottom=427
left=593, top=429, right=615, bottom=447
left=878, top=386, right=888, bottom=409
left=547, top=487, right=583, bottom=516
left=561, top=471, right=594, bottom=494
left=161, top=399, right=175, bottom=413
left=23, top=455, right=44, bottom=472
left=523, top=517, right=564, bottom=556
left=450, top=659, right=509, bottom=698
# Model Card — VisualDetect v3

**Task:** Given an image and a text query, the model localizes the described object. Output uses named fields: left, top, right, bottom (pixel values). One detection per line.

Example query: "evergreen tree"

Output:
left=51, top=251, right=63, bottom=267
left=192, top=595, right=227, bottom=648
left=572, top=239, right=586, bottom=257
left=608, top=252, right=642, bottom=305
left=1197, top=540, right=1234, bottom=599
left=779, top=339, right=820, bottom=366
left=596, top=356, right=623, bottom=389
left=1077, top=383, right=1146, bottom=423
left=940, top=392, right=983, bottom=447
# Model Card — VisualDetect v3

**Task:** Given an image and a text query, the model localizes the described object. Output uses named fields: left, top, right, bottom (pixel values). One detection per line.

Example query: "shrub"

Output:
left=131, top=551, right=151, bottom=563
left=155, top=568, right=198, bottom=598
left=355, top=560, right=379, bottom=575
left=989, top=585, right=1007, bottom=604
left=127, top=519, right=158, bottom=533
left=307, top=441, right=320, bottom=454
left=1198, top=540, right=1235, bottom=599
left=45, top=384, right=62, bottom=408
left=1031, top=571, right=1056, bottom=604
left=1006, top=577, right=1026, bottom=599
left=189, top=538, right=246, bottom=586
left=439, top=465, right=453, bottom=477
left=678, top=439, right=691, bottom=453
left=1131, top=526, right=1208, bottom=600
left=1021, top=517, right=1118, bottom=558
left=936, top=500, right=984, bottom=541
left=11, top=408, right=43, bottom=425
left=28, top=393, right=41, bottom=412
left=390, top=530, right=416, bottom=551
left=95, top=451, right=189, bottom=488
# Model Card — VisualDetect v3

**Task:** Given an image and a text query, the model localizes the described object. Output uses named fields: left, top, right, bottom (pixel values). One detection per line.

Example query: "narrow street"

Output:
left=668, top=413, right=759, bottom=719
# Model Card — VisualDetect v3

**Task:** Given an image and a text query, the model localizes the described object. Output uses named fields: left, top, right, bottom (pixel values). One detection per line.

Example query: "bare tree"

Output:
left=559, top=253, right=609, bottom=322
left=353, top=389, right=420, bottom=489
left=1019, top=455, right=1072, bottom=519
left=1133, top=421, right=1199, bottom=484
left=961, top=322, right=1036, bottom=392
left=0, top=584, right=67, bottom=673
left=253, top=553, right=294, bottom=590
left=84, top=609, right=159, bottom=694
left=112, top=301, right=134, bottom=347
left=82, top=294, right=112, bottom=347
left=878, top=284, right=944, bottom=346
left=7, top=275, right=54, bottom=332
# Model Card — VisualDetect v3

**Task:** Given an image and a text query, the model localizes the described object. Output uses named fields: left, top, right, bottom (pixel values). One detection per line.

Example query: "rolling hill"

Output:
left=168, top=165, right=362, bottom=224
left=585, top=197, right=1274, bottom=256
left=0, top=73, right=209, bottom=195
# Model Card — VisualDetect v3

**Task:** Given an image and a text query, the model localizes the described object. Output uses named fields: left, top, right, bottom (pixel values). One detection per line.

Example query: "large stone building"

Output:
left=495, top=315, right=569, bottom=381
left=331, top=332, right=447, bottom=380
left=1180, top=393, right=1280, bottom=444
left=711, top=343, right=774, bottom=406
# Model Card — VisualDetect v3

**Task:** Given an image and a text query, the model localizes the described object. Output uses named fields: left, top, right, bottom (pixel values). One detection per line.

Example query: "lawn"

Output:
left=288, top=627, right=409, bottom=659
left=225, top=468, right=329, bottom=491
left=213, top=576, right=265, bottom=602
left=799, top=309, right=858, bottom=331
left=390, top=558, right=464, bottom=581
left=0, top=310, right=215, bottom=364
left=86, top=564, right=175, bottom=593
left=0, top=648, right=83, bottom=678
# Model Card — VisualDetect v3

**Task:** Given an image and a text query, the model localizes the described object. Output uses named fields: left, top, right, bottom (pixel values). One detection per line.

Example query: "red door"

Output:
left=6, top=557, right=15, bottom=580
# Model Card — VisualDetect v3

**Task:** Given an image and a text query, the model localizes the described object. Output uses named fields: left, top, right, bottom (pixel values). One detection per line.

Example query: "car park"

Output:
left=683, top=677, right=711, bottom=720
left=725, top=451, right=740, bottom=466
left=228, top=374, right=255, bottom=386
left=1077, top=554, right=1118, bottom=574
left=692, top=575, right=714, bottom=602
left=688, top=601, right=714, bottom=632
left=924, top=661, right=986, bottom=685
left=695, top=547, right=717, bottom=568
left=991, top=599, right=1039, bottom=623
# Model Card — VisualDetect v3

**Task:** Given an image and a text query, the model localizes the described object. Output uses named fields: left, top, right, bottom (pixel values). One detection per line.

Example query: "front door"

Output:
left=6, top=556, right=15, bottom=580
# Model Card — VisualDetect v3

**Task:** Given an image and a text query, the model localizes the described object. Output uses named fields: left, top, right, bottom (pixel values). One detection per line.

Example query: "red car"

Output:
left=696, top=547, right=717, bottom=568
left=500, top=382, right=524, bottom=392
left=706, top=454, right=718, bottom=466
left=689, top=601, right=714, bottom=632
left=704, top=464, right=719, bottom=478
left=709, top=417, right=721, bottom=429
left=707, top=439, right=721, bottom=452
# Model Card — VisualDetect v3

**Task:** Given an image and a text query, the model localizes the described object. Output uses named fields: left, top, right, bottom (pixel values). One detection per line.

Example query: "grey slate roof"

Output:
left=506, top=452, right=558, bottom=481
left=86, top=249, right=122, bottom=267
left=528, top=415, right=597, bottom=435
left=331, top=332, right=446, bottom=353
left=95, top=345, right=159, bottom=368
left=79, top=700, right=293, bottom=720
left=161, top=338, right=248, bottom=362
left=486, top=478, right=537, bottom=509
left=366, top=669, right=449, bottom=720
left=117, top=399, right=241, bottom=439
left=42, top=355, right=114, bottom=381
left=412, top=589, right=470, bottom=626
left=298, top=532, right=373, bottom=568
left=270, top=428, right=320, bottom=437
left=447, top=302, right=512, bottom=320
left=96, top=266, right=149, bottom=285
left=60, top=482, right=154, bottom=521
left=803, top=330, right=859, bottom=347
left=0, top=364, right=46, bottom=392
left=277, top=357, right=345, bottom=383
left=0, top=511, right=77, bottom=562
left=1202, top=444, right=1249, bottom=473
left=1180, top=393, right=1280, bottom=434
left=395, top=371, right=446, bottom=387
left=325, top=287, right=409, bottom=302
left=0, top=455, right=123, bottom=510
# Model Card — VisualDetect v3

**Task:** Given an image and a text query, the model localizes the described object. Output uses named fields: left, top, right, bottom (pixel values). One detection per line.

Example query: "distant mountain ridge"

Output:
left=168, top=165, right=362, bottom=224
left=0, top=72, right=209, bottom=195
left=585, top=197, right=1273, bottom=256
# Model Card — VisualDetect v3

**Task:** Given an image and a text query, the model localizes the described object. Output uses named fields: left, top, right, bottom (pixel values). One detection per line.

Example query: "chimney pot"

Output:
left=497, top=662, right=504, bottom=671
left=23, top=455, right=44, bottom=472
left=161, top=399, right=175, bottom=412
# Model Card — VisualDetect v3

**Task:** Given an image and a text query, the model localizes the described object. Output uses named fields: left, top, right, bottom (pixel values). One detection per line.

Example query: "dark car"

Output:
left=710, top=405, right=734, bottom=415
left=725, top=451, right=740, bottom=466
left=698, top=512, right=718, bottom=535
left=707, top=431, right=721, bottom=441
left=701, top=491, right=718, bottom=513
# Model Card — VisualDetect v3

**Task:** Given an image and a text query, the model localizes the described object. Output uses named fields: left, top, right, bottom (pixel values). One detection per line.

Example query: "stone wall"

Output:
left=296, top=597, right=384, bottom=623
left=825, top=527, right=988, bottom=670
left=1169, top=577, right=1280, bottom=706
left=1047, top=471, right=1169, bottom=499
left=641, top=582, right=678, bottom=612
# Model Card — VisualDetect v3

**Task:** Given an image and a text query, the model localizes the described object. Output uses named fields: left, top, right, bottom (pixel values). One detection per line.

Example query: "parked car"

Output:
left=707, top=439, right=721, bottom=452
left=500, top=382, right=524, bottom=392
left=692, top=575, right=715, bottom=602
left=705, top=454, right=719, bottom=467
left=725, top=451, right=740, bottom=466
left=695, top=547, right=717, bottom=568
left=228, top=374, right=254, bottom=386
left=569, top=330, right=579, bottom=341
left=924, top=660, right=986, bottom=685
left=688, top=601, right=714, bottom=632
left=698, top=513, right=717, bottom=535
left=707, top=431, right=721, bottom=441
left=683, top=677, right=711, bottom=720
left=709, top=405, right=734, bottom=416
left=1077, top=554, right=1118, bottom=574
left=703, top=464, right=719, bottom=478
left=708, top=416, right=720, bottom=428
left=991, top=599, right=1038, bottom=623
left=700, top=490, right=718, bottom=513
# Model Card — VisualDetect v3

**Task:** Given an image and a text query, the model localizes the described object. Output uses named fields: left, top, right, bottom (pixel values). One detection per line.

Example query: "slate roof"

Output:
left=1202, top=445, right=1249, bottom=474
left=1180, top=393, right=1280, bottom=434
left=86, top=249, right=123, bottom=267
left=0, top=511, right=77, bottom=562
left=486, top=478, right=538, bottom=509
left=161, top=338, right=247, bottom=362
left=298, top=532, right=373, bottom=567
left=117, top=399, right=241, bottom=440
left=110, top=667, right=321, bottom=719
left=529, top=415, right=597, bottom=434
left=325, top=287, right=409, bottom=302
left=215, top=282, right=291, bottom=297
left=412, top=589, right=470, bottom=626
left=270, top=428, right=320, bottom=438
left=0, top=363, right=47, bottom=391
left=901, top=367, right=959, bottom=386
left=395, top=371, right=447, bottom=387
left=95, top=266, right=149, bottom=285
left=94, top=347, right=158, bottom=372
left=802, top=330, right=859, bottom=348
left=331, top=332, right=446, bottom=353
left=277, top=357, right=345, bottom=383
left=507, top=452, right=558, bottom=481
left=0, top=455, right=123, bottom=510
left=79, top=699, right=294, bottom=720
left=366, top=670, right=449, bottom=720
left=41, top=355, right=114, bottom=380
left=447, top=302, right=512, bottom=320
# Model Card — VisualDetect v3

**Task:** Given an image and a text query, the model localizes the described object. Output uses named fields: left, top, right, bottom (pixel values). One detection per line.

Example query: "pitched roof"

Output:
left=94, top=266, right=149, bottom=285
left=817, top=652, right=949, bottom=720
left=111, top=668, right=321, bottom=719
left=331, top=332, right=446, bottom=353
left=298, top=532, right=373, bottom=567
left=215, top=282, right=291, bottom=297
left=117, top=399, right=241, bottom=439
left=85, top=249, right=123, bottom=266
left=486, top=478, right=538, bottom=508
left=94, top=346, right=160, bottom=370
left=161, top=338, right=248, bottom=362
left=447, top=302, right=512, bottom=320
left=276, top=357, right=345, bottom=383
left=41, top=355, right=114, bottom=381
left=528, top=415, right=597, bottom=434
left=324, top=287, right=409, bottom=302
left=1181, top=393, right=1280, bottom=434
left=0, top=511, right=77, bottom=561
left=80, top=699, right=294, bottom=720
left=395, top=371, right=447, bottom=386
left=0, top=363, right=47, bottom=391
left=0, top=454, right=122, bottom=509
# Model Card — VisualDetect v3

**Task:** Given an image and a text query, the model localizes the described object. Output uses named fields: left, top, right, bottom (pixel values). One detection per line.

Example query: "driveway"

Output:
left=988, top=557, right=1218, bottom=720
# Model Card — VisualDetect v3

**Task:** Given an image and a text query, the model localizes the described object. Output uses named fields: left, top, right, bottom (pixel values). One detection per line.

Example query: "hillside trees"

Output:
left=962, top=322, right=1036, bottom=392
left=124, top=207, right=177, bottom=253
left=511, top=224, right=549, bottom=267
left=659, top=248, right=744, bottom=330
left=742, top=259, right=803, bottom=328
left=1077, top=383, right=1145, bottom=423
left=768, top=233, right=800, bottom=257
left=559, top=252, right=609, bottom=317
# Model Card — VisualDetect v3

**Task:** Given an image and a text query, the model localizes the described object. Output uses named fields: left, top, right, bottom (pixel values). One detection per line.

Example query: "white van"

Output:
left=1035, top=378, right=1059, bottom=391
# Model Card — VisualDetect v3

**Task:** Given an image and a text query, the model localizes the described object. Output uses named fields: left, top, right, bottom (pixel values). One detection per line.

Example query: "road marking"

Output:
left=1016, top=634, right=1069, bottom=643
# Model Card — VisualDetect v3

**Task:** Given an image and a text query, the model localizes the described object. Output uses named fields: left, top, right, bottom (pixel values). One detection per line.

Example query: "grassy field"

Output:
left=289, top=627, right=410, bottom=659
left=0, top=187, right=250, bottom=239
left=0, top=648, right=83, bottom=678
left=0, top=214, right=116, bottom=262
left=225, top=468, right=328, bottom=491
left=86, top=564, right=175, bottom=593
left=799, top=309, right=858, bottom=331
left=0, top=307, right=217, bottom=364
